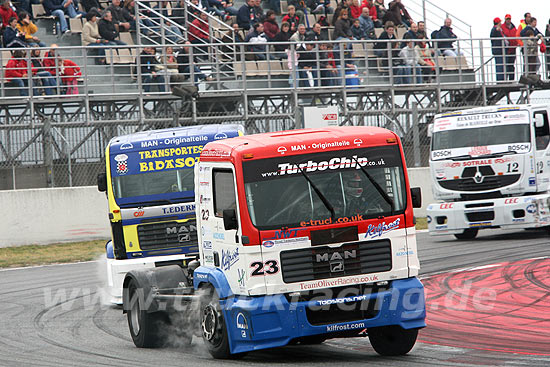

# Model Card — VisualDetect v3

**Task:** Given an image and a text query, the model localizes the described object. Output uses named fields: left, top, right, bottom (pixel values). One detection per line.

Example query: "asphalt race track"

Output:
left=1, top=229, right=549, bottom=366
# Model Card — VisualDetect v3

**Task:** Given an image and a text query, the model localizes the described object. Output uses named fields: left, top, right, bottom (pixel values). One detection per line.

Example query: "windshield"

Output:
left=113, top=168, right=194, bottom=199
left=432, top=124, right=530, bottom=151
left=242, top=145, right=407, bottom=230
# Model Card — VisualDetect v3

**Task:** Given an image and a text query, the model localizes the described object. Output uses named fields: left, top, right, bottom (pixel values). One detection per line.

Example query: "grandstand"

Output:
left=0, top=0, right=548, bottom=189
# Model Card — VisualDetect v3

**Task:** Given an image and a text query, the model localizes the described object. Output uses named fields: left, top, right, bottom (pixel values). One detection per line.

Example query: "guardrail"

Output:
left=0, top=37, right=546, bottom=100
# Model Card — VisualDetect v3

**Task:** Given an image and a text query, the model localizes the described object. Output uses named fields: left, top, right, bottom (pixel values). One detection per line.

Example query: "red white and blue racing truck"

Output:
left=427, top=104, right=550, bottom=239
left=97, top=125, right=244, bottom=303
left=122, top=126, right=425, bottom=358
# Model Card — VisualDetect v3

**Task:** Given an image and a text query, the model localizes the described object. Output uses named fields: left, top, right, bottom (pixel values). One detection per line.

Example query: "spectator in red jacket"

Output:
left=43, top=44, right=61, bottom=76
left=282, top=5, right=300, bottom=33
left=263, top=10, right=279, bottom=40
left=56, top=58, right=81, bottom=94
left=5, top=49, right=35, bottom=96
left=42, top=44, right=81, bottom=95
left=189, top=12, right=210, bottom=43
left=0, top=0, right=17, bottom=29
left=362, top=0, right=381, bottom=27
left=349, top=0, right=361, bottom=20
left=501, top=14, right=518, bottom=81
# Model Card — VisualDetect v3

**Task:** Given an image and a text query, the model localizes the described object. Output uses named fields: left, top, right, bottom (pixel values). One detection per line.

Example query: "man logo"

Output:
left=277, top=146, right=287, bottom=155
left=315, top=250, right=356, bottom=263
left=330, top=260, right=344, bottom=272
left=166, top=224, right=197, bottom=243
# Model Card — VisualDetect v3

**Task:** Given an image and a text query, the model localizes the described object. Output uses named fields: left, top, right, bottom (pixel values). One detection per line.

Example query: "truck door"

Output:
left=210, top=167, right=246, bottom=293
left=533, top=110, right=550, bottom=192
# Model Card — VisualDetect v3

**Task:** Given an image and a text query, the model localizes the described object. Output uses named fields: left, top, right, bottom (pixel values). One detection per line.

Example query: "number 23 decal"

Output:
left=250, top=260, right=279, bottom=276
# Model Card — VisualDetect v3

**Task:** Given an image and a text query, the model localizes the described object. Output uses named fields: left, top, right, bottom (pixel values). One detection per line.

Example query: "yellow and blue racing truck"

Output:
left=98, top=124, right=244, bottom=303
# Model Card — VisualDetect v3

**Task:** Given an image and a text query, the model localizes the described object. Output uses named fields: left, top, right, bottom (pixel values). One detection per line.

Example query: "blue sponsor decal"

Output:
left=396, top=250, right=415, bottom=256
left=221, top=248, right=239, bottom=271
left=162, top=204, right=195, bottom=215
left=365, top=218, right=401, bottom=239
left=213, top=232, right=225, bottom=240
left=314, top=294, right=370, bottom=307
left=265, top=228, right=303, bottom=240
left=526, top=204, right=536, bottom=214
left=195, top=273, right=208, bottom=280
left=263, top=241, right=275, bottom=248
left=529, top=177, right=536, bottom=186
left=203, top=240, right=212, bottom=249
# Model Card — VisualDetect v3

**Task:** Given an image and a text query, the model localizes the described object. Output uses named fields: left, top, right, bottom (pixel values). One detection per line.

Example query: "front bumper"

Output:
left=427, top=194, right=550, bottom=235
left=220, top=277, right=426, bottom=354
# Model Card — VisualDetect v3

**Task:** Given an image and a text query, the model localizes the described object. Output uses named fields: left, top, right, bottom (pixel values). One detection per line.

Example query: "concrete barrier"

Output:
left=408, top=167, right=433, bottom=217
left=0, top=167, right=433, bottom=247
left=0, top=187, right=111, bottom=247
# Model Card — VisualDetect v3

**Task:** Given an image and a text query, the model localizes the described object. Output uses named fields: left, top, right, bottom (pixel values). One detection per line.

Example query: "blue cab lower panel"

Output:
left=220, top=277, right=426, bottom=354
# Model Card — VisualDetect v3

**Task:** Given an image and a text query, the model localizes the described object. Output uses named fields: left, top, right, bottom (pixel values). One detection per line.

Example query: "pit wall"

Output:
left=0, top=168, right=432, bottom=247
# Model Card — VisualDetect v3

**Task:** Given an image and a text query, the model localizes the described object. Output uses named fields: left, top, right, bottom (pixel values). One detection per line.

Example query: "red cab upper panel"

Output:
left=200, top=126, right=400, bottom=162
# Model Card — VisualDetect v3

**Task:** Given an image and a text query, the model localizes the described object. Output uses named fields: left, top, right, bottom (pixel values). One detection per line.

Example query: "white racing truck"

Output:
left=122, top=126, right=426, bottom=358
left=427, top=104, right=550, bottom=239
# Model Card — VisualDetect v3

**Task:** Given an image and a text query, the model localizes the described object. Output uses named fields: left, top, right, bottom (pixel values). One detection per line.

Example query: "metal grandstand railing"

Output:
left=0, top=38, right=545, bottom=100
left=406, top=0, right=474, bottom=66
left=135, top=0, right=235, bottom=60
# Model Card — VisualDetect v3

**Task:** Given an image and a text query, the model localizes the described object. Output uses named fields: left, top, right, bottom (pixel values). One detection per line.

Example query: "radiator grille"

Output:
left=280, top=240, right=392, bottom=283
left=438, top=174, right=520, bottom=191
left=137, top=219, right=198, bottom=252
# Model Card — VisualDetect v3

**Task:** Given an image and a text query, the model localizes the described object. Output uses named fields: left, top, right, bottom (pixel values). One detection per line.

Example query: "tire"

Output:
left=200, top=287, right=246, bottom=359
left=368, top=326, right=418, bottom=356
left=126, top=279, right=169, bottom=348
left=454, top=228, right=478, bottom=240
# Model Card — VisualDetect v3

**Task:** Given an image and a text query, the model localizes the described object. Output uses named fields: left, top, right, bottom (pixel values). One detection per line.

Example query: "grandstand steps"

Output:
left=32, top=18, right=139, bottom=96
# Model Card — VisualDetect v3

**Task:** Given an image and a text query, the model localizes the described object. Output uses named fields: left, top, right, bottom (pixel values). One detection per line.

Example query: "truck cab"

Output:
left=98, top=124, right=243, bottom=303
left=427, top=104, right=550, bottom=238
left=123, top=126, right=425, bottom=358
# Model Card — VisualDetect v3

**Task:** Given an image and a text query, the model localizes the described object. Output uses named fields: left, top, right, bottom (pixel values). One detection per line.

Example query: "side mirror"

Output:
left=410, top=187, right=422, bottom=208
left=535, top=114, right=545, bottom=128
left=427, top=123, right=433, bottom=138
left=97, top=173, right=107, bottom=192
left=223, top=209, right=238, bottom=230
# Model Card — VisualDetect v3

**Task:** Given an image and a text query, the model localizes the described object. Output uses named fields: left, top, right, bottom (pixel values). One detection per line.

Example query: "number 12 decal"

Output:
left=250, top=260, right=279, bottom=276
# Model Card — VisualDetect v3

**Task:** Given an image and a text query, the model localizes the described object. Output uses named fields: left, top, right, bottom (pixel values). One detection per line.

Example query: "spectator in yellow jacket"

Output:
left=16, top=11, right=46, bottom=47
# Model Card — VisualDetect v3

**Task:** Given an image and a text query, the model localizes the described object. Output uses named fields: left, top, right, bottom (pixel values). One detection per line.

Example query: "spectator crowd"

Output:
left=2, top=0, right=550, bottom=95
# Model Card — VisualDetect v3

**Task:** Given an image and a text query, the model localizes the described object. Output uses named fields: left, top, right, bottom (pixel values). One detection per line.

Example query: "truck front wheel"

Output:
left=368, top=326, right=418, bottom=356
left=127, top=279, right=169, bottom=348
left=200, top=287, right=246, bottom=359
left=454, top=229, right=478, bottom=240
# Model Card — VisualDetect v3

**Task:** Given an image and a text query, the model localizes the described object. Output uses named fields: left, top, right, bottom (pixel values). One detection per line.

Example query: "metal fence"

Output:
left=0, top=37, right=548, bottom=189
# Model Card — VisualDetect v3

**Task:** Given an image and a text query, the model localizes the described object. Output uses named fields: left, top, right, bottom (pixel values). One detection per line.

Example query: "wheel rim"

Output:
left=202, top=303, right=218, bottom=342
left=130, top=292, right=141, bottom=336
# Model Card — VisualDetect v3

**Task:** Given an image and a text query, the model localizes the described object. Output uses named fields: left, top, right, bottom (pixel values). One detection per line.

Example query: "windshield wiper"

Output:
left=451, top=151, right=518, bottom=161
left=351, top=157, right=394, bottom=216
left=295, top=165, right=336, bottom=222
left=450, top=155, right=472, bottom=161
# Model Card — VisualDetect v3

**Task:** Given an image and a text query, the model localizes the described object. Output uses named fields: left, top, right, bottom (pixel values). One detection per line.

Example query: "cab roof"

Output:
left=108, top=124, right=244, bottom=154
left=200, top=126, right=399, bottom=161
left=436, top=104, right=548, bottom=118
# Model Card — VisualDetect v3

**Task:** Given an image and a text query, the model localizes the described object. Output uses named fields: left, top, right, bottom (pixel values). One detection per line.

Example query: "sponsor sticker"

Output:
left=115, top=154, right=129, bottom=174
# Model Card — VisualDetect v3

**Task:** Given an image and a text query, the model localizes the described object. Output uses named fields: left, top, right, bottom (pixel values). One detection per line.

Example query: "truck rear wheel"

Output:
left=200, top=287, right=246, bottom=359
left=454, top=229, right=478, bottom=240
left=127, top=279, right=169, bottom=348
left=368, top=326, right=418, bottom=356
